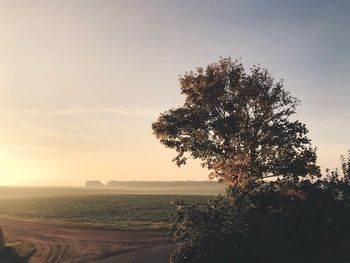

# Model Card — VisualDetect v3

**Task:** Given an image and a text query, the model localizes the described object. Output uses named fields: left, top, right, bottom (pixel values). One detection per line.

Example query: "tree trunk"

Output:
left=0, top=227, right=5, bottom=254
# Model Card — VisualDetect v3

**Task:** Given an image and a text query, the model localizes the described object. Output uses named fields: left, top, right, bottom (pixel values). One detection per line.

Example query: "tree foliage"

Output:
left=340, top=150, right=350, bottom=177
left=152, top=58, right=319, bottom=184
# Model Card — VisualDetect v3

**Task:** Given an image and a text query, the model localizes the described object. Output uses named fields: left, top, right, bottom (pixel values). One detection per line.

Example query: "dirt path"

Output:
left=0, top=217, right=171, bottom=263
left=98, top=244, right=175, bottom=263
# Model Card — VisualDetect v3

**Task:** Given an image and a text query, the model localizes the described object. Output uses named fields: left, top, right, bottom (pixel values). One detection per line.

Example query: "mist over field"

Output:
left=0, top=182, right=224, bottom=231
left=0, top=181, right=225, bottom=199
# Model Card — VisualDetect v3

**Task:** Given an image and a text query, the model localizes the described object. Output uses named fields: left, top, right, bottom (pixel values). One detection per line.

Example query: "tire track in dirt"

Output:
left=0, top=217, right=170, bottom=263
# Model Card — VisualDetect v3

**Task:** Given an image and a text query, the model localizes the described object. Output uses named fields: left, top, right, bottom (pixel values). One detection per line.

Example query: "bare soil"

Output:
left=0, top=217, right=171, bottom=263
left=98, top=244, right=175, bottom=263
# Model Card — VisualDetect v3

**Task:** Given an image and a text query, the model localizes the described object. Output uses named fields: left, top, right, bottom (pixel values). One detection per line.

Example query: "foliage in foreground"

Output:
left=0, top=242, right=36, bottom=263
left=170, top=154, right=350, bottom=263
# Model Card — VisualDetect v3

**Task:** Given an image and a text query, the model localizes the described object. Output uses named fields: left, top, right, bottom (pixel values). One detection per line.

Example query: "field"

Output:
left=0, top=184, right=225, bottom=199
left=0, top=194, right=210, bottom=230
left=0, top=186, right=222, bottom=262
left=0, top=185, right=224, bottom=230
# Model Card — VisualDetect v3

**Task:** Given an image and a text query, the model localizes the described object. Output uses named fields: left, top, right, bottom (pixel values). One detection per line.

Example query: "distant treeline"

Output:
left=85, top=180, right=220, bottom=188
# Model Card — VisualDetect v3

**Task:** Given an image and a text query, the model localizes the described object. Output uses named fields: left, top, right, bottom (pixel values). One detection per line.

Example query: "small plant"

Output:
left=0, top=227, right=4, bottom=254
left=0, top=241, right=36, bottom=263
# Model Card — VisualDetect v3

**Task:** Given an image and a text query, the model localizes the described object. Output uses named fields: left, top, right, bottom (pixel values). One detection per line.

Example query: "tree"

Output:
left=152, top=57, right=319, bottom=184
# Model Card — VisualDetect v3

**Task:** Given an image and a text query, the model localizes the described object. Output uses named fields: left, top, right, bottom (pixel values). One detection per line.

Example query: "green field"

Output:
left=0, top=184, right=225, bottom=199
left=0, top=194, right=210, bottom=230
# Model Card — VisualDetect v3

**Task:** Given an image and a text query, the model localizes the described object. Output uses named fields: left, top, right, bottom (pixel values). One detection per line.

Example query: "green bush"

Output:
left=170, top=175, right=350, bottom=263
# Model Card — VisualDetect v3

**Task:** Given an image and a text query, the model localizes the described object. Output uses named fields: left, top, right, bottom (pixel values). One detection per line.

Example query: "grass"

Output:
left=0, top=242, right=36, bottom=263
left=0, top=194, right=210, bottom=230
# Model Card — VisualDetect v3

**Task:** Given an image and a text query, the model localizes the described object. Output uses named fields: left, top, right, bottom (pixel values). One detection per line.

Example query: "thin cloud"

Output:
left=0, top=144, right=68, bottom=152
left=0, top=107, right=159, bottom=118
left=300, top=29, right=320, bottom=43
left=95, top=107, right=159, bottom=117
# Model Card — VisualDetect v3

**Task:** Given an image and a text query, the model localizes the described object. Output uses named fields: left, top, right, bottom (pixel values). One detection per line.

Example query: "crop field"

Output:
left=0, top=184, right=225, bottom=199
left=0, top=194, right=210, bottom=230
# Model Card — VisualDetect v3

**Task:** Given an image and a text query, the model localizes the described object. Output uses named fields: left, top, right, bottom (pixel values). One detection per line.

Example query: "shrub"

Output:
left=170, top=175, right=350, bottom=263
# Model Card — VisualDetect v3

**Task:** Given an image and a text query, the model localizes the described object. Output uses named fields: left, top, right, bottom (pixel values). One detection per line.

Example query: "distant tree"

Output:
left=152, top=58, right=320, bottom=184
left=85, top=180, right=104, bottom=188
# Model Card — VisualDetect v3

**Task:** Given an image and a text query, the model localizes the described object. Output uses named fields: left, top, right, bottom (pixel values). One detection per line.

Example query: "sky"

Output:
left=0, top=0, right=349, bottom=186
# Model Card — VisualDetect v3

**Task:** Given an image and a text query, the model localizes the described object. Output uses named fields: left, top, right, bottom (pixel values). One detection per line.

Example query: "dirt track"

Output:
left=98, top=244, right=175, bottom=263
left=0, top=217, right=171, bottom=263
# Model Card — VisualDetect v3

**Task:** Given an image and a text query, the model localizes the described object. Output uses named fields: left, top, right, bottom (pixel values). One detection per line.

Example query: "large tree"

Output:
left=152, top=57, right=319, bottom=184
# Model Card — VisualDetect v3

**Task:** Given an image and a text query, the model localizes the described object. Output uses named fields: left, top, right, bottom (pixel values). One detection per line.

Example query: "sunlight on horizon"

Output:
left=0, top=1, right=349, bottom=186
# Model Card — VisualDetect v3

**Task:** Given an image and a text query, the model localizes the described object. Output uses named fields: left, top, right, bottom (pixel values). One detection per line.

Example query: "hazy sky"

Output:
left=0, top=0, right=349, bottom=186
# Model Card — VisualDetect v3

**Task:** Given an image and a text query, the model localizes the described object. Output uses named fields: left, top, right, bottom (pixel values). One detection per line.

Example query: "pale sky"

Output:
left=0, top=0, right=349, bottom=186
